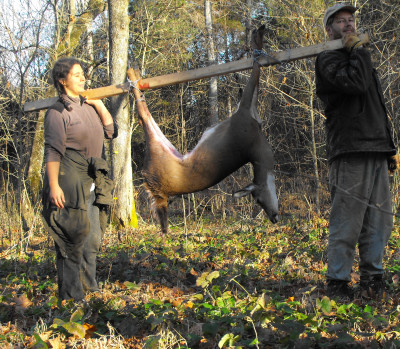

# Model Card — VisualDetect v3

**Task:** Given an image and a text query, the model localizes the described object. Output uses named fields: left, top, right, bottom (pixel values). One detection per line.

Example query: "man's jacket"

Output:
left=315, top=47, right=395, bottom=163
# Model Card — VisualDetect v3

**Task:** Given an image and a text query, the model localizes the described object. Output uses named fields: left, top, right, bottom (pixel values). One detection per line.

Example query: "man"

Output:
left=315, top=3, right=397, bottom=298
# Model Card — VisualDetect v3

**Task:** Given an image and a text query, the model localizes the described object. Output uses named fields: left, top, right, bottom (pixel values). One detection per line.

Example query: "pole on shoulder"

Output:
left=23, top=33, right=369, bottom=112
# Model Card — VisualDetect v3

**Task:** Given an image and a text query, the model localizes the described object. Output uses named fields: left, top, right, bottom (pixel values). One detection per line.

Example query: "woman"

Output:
left=42, top=57, right=117, bottom=301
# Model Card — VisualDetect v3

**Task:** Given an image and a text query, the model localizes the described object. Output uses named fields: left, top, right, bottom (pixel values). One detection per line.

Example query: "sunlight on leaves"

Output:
left=218, top=333, right=240, bottom=348
left=83, top=323, right=97, bottom=339
left=316, top=296, right=334, bottom=315
left=70, top=307, right=84, bottom=323
left=196, top=271, right=220, bottom=289
left=14, top=294, right=33, bottom=313
left=32, top=333, right=48, bottom=349
left=123, top=281, right=141, bottom=291
left=48, top=337, right=64, bottom=349
left=62, top=322, right=86, bottom=339
left=143, top=335, right=161, bottom=349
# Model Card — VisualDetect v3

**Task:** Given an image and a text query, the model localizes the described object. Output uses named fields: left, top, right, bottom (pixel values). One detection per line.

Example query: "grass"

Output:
left=1, top=215, right=400, bottom=348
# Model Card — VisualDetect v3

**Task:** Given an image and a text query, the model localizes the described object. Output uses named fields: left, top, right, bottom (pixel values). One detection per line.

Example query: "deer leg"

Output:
left=151, top=195, right=169, bottom=235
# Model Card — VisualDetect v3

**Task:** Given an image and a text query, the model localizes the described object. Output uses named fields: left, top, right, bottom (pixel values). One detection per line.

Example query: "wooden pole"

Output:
left=23, top=82, right=132, bottom=112
left=23, top=34, right=369, bottom=112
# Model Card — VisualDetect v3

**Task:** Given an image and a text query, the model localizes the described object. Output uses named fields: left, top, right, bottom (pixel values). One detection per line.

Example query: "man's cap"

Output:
left=323, top=3, right=357, bottom=28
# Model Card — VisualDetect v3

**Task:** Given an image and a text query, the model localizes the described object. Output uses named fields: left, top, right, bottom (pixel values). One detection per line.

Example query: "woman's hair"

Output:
left=52, top=57, right=82, bottom=111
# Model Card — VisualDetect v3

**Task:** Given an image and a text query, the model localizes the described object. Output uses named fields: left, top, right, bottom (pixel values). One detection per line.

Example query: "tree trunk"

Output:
left=27, top=110, right=45, bottom=203
left=108, top=0, right=138, bottom=229
left=66, top=0, right=77, bottom=50
left=309, top=87, right=320, bottom=213
left=204, top=0, right=218, bottom=125
left=245, top=0, right=253, bottom=55
left=86, top=20, right=94, bottom=87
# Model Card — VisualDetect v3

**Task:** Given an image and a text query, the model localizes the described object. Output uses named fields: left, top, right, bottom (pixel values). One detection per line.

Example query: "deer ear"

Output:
left=233, top=184, right=255, bottom=198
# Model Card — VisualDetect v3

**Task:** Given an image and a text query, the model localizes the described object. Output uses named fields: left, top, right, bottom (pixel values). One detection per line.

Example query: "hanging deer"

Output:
left=128, top=25, right=279, bottom=234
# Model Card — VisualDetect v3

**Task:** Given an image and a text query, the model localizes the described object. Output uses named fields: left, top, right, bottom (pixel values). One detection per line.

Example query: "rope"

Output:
left=127, top=78, right=146, bottom=102
left=253, top=48, right=282, bottom=64
left=252, top=48, right=292, bottom=74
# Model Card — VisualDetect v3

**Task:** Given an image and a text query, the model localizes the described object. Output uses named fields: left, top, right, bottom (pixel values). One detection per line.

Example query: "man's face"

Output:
left=327, top=10, right=356, bottom=40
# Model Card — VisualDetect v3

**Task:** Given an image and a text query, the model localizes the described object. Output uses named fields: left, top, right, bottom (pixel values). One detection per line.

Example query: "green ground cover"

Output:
left=1, top=216, right=400, bottom=348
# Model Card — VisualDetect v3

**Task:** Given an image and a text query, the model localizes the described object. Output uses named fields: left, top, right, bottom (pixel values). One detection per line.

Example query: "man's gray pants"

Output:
left=327, top=153, right=393, bottom=282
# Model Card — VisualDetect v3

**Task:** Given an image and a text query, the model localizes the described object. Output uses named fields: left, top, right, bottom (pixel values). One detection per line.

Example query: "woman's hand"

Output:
left=49, top=184, right=65, bottom=209
left=85, top=99, right=113, bottom=126
left=46, top=161, right=65, bottom=209
left=85, top=98, right=104, bottom=109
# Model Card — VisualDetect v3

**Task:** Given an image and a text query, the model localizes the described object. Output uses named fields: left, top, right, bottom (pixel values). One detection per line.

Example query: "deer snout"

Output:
left=233, top=173, right=279, bottom=224
left=257, top=174, right=279, bottom=224
left=269, top=213, right=279, bottom=224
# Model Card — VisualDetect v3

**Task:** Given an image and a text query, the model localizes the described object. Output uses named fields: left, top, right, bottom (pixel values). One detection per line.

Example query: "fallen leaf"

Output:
left=190, top=268, right=198, bottom=276
left=186, top=301, right=195, bottom=309
left=38, top=331, right=52, bottom=342
left=15, top=294, right=33, bottom=313
left=62, top=322, right=86, bottom=339
left=143, top=335, right=160, bottom=349
left=70, top=308, right=84, bottom=322
left=30, top=333, right=48, bottom=349
left=83, top=323, right=97, bottom=339
left=172, top=299, right=182, bottom=307
left=48, top=337, right=65, bottom=349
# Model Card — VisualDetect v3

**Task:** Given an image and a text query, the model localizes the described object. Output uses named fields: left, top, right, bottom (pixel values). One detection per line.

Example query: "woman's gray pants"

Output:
left=327, top=153, right=393, bottom=282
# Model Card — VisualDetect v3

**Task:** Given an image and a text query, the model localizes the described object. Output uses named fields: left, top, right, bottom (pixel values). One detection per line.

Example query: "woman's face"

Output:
left=60, top=64, right=85, bottom=97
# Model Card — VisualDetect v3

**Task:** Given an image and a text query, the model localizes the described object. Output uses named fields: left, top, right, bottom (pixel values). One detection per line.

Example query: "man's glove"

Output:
left=388, top=154, right=400, bottom=174
left=343, top=34, right=363, bottom=52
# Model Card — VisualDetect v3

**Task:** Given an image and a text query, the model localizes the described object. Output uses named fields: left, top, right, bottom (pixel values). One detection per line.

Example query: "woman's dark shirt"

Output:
left=44, top=95, right=115, bottom=162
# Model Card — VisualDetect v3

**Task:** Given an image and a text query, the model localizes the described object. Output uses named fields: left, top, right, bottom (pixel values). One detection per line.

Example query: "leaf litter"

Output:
left=1, top=218, right=400, bottom=347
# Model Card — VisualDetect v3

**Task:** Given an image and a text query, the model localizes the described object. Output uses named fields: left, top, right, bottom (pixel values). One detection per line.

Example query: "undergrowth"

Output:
left=1, top=216, right=400, bottom=348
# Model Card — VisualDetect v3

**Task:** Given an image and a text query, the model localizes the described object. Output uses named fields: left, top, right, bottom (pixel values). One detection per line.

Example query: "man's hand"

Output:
left=343, top=34, right=363, bottom=52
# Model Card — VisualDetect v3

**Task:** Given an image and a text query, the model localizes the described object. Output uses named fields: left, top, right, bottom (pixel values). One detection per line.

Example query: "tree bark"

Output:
left=309, top=87, right=320, bottom=213
left=108, top=0, right=138, bottom=229
left=27, top=110, right=45, bottom=203
left=245, top=0, right=253, bottom=55
left=204, top=0, right=218, bottom=125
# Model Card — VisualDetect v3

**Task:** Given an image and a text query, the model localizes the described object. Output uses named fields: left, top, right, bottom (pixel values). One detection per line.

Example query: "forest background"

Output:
left=1, top=0, right=400, bottom=348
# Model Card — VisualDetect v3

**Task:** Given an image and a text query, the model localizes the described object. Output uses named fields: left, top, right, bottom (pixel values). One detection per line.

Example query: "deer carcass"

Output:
left=128, top=27, right=279, bottom=234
